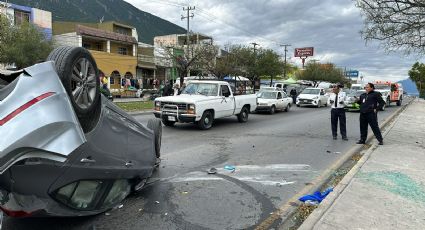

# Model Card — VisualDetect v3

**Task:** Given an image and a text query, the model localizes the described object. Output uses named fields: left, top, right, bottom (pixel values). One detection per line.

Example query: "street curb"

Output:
left=297, top=100, right=412, bottom=230
left=261, top=101, right=412, bottom=230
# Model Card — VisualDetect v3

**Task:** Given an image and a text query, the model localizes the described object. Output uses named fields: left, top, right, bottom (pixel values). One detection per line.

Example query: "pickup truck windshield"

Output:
left=259, top=92, right=277, bottom=99
left=301, top=89, right=320, bottom=94
left=182, top=83, right=218, bottom=96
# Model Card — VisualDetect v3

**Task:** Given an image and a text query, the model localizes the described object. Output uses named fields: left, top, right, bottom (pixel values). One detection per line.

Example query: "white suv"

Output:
left=296, top=87, right=329, bottom=108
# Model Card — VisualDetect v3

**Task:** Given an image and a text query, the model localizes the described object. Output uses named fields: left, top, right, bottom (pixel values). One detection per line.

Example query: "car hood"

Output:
left=155, top=94, right=216, bottom=104
left=297, top=94, right=319, bottom=99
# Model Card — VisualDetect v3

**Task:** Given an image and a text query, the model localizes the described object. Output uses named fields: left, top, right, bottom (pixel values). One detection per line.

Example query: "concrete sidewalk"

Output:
left=299, top=99, right=425, bottom=230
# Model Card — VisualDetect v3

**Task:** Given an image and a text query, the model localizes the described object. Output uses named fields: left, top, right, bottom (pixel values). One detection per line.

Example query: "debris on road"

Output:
left=326, top=150, right=331, bottom=153
left=207, top=167, right=217, bottom=174
left=118, top=204, right=124, bottom=209
left=224, top=165, right=236, bottom=172
left=298, top=188, right=333, bottom=204
left=155, top=201, right=160, bottom=204
left=105, top=212, right=111, bottom=216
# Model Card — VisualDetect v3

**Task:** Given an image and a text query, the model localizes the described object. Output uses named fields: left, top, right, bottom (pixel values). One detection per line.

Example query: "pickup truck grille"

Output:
left=160, top=102, right=187, bottom=110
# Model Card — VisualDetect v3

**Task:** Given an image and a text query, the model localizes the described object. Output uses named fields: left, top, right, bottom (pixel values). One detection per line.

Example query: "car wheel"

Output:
left=147, top=118, right=162, bottom=158
left=386, top=97, right=390, bottom=107
left=237, top=106, right=249, bottom=123
left=285, top=104, right=291, bottom=112
left=198, top=110, right=213, bottom=130
left=296, top=104, right=300, bottom=107
left=269, top=105, right=276, bottom=114
left=47, top=46, right=101, bottom=133
left=317, top=100, right=321, bottom=108
left=162, top=118, right=176, bottom=127
left=381, top=103, right=386, bottom=111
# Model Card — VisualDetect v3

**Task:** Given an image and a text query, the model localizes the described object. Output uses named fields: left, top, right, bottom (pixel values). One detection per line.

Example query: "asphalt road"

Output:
left=3, top=103, right=402, bottom=230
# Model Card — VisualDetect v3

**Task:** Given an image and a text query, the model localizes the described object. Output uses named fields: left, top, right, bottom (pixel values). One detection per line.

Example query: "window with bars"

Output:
left=118, top=47, right=128, bottom=55
left=14, top=10, right=30, bottom=25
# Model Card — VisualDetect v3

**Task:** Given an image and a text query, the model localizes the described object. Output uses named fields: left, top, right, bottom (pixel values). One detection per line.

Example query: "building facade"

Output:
left=53, top=21, right=139, bottom=97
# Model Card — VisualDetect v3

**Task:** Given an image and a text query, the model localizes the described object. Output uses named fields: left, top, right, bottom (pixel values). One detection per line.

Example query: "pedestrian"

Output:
left=173, top=83, right=179, bottom=96
left=356, top=83, right=385, bottom=145
left=328, top=84, right=348, bottom=140
left=162, top=81, right=172, bottom=96
left=290, top=88, right=297, bottom=104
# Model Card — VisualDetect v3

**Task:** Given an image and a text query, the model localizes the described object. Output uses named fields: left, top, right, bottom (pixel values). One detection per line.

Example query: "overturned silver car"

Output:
left=0, top=47, right=161, bottom=217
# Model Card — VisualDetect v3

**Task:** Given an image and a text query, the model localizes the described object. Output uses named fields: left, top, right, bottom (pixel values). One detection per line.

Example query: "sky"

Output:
left=124, top=0, right=424, bottom=82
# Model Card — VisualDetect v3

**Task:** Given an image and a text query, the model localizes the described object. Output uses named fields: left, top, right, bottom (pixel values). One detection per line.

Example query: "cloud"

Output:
left=124, top=0, right=424, bottom=81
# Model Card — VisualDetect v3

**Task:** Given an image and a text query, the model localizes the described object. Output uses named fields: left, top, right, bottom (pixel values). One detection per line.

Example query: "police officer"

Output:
left=356, top=83, right=385, bottom=145
left=328, top=84, right=348, bottom=140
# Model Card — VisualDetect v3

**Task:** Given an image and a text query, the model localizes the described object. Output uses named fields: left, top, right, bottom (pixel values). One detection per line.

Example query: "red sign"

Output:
left=294, top=47, right=314, bottom=57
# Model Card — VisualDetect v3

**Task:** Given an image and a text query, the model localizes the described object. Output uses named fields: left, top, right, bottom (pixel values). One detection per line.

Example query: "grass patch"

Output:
left=115, top=101, right=153, bottom=112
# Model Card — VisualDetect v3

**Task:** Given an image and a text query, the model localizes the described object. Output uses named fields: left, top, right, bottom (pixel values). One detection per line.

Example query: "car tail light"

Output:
left=0, top=206, right=34, bottom=217
left=0, top=92, right=55, bottom=126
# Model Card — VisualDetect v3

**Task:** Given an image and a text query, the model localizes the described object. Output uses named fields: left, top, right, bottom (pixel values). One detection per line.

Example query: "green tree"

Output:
left=408, top=62, right=425, bottom=98
left=255, top=49, right=283, bottom=86
left=0, top=16, right=53, bottom=69
left=296, top=62, right=346, bottom=87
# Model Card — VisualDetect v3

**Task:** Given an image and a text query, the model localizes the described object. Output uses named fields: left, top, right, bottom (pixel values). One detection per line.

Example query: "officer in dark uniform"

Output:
left=355, top=83, right=385, bottom=145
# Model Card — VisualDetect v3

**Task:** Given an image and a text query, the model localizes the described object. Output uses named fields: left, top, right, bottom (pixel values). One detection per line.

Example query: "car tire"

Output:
left=147, top=118, right=162, bottom=158
left=237, top=106, right=249, bottom=123
left=269, top=105, right=276, bottom=114
left=381, top=103, right=386, bottom=111
left=296, top=104, right=300, bottom=107
left=317, top=100, right=321, bottom=108
left=162, top=118, right=176, bottom=127
left=198, top=110, right=213, bottom=130
left=284, top=104, right=291, bottom=112
left=47, top=46, right=101, bottom=133
left=386, top=97, right=390, bottom=107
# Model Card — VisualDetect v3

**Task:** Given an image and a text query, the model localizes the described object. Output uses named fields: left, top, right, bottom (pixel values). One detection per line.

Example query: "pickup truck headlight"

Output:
left=188, top=104, right=196, bottom=114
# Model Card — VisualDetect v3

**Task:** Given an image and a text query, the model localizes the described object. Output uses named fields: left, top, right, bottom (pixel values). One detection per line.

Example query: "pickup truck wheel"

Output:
left=147, top=118, right=162, bottom=158
left=386, top=97, right=390, bottom=107
left=284, top=104, right=291, bottom=112
left=162, top=118, right=175, bottom=127
left=269, top=105, right=276, bottom=114
left=47, top=46, right=101, bottom=133
left=237, top=106, right=249, bottom=123
left=317, top=100, right=322, bottom=108
left=198, top=111, right=213, bottom=130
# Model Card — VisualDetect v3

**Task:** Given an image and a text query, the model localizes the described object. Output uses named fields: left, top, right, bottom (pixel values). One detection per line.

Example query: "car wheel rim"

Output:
left=71, top=58, right=96, bottom=109
left=204, top=115, right=211, bottom=125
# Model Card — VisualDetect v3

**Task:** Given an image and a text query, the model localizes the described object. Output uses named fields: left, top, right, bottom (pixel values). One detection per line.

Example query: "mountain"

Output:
left=398, top=78, right=419, bottom=96
left=8, top=0, right=186, bottom=44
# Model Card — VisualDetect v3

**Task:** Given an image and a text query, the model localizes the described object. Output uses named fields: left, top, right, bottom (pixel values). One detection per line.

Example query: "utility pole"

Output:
left=181, top=6, right=195, bottom=58
left=280, top=44, right=291, bottom=79
left=251, top=42, right=260, bottom=90
left=181, top=6, right=195, bottom=78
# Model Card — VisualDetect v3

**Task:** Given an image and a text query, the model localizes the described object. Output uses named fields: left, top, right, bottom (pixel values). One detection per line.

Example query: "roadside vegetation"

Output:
left=115, top=101, right=153, bottom=112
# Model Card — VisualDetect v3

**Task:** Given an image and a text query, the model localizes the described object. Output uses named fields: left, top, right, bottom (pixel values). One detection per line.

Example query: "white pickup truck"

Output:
left=153, top=80, right=258, bottom=130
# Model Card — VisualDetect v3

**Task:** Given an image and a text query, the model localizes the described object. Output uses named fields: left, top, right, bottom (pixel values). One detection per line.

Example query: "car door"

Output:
left=320, top=89, right=327, bottom=103
left=276, top=92, right=284, bottom=110
left=282, top=92, right=290, bottom=107
left=218, top=85, right=235, bottom=117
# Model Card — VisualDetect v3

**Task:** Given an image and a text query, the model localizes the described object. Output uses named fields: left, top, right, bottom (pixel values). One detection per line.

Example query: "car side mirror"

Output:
left=223, top=92, right=230, bottom=97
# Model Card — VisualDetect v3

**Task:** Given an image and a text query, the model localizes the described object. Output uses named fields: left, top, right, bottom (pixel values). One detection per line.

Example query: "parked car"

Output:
left=344, top=90, right=366, bottom=111
left=296, top=87, right=329, bottom=107
left=153, top=80, right=257, bottom=130
left=0, top=47, right=162, bottom=217
left=256, top=90, right=292, bottom=114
